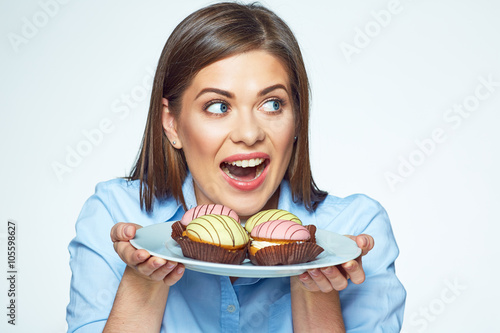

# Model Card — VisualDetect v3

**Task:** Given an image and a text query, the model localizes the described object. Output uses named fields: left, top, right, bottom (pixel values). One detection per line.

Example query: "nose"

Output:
left=229, top=110, right=265, bottom=146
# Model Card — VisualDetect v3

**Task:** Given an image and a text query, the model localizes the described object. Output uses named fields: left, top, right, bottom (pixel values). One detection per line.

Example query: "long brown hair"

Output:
left=129, top=2, right=327, bottom=213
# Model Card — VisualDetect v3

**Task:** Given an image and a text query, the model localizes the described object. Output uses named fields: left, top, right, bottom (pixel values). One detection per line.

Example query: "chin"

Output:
left=227, top=203, right=260, bottom=218
left=224, top=193, right=273, bottom=219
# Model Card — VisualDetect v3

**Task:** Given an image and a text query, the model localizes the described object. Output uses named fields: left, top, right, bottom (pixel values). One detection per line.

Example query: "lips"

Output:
left=220, top=153, right=269, bottom=191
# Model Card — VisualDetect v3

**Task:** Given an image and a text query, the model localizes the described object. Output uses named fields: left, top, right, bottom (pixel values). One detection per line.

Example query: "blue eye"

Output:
left=262, top=100, right=281, bottom=112
left=206, top=102, right=228, bottom=114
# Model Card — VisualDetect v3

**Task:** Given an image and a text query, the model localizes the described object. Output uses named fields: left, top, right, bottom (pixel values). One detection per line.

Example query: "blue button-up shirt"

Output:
left=67, top=174, right=405, bottom=332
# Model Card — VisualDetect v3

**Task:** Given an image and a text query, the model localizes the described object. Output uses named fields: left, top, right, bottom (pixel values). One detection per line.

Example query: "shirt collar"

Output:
left=277, top=180, right=313, bottom=224
left=277, top=180, right=292, bottom=212
left=181, top=172, right=197, bottom=210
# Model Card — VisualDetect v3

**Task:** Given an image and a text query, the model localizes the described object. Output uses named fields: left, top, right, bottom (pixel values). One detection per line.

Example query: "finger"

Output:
left=111, top=222, right=142, bottom=242
left=164, top=264, right=186, bottom=286
left=297, top=272, right=320, bottom=292
left=307, top=269, right=335, bottom=293
left=356, top=234, right=374, bottom=256
left=345, top=234, right=374, bottom=256
left=114, top=241, right=151, bottom=266
left=342, top=260, right=365, bottom=284
left=136, top=257, right=168, bottom=278
left=151, top=263, right=185, bottom=285
left=320, top=266, right=349, bottom=291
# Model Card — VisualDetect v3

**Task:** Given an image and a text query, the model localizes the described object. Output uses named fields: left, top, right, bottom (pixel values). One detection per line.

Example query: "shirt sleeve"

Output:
left=318, top=194, right=406, bottom=333
left=66, top=182, right=125, bottom=332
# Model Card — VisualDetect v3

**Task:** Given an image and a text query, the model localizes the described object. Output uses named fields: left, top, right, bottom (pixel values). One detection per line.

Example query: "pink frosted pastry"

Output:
left=172, top=204, right=240, bottom=243
left=180, top=204, right=240, bottom=226
left=251, top=220, right=310, bottom=241
left=248, top=219, right=324, bottom=266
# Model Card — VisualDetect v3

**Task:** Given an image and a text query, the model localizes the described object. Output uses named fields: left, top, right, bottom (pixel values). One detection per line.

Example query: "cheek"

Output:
left=179, top=120, right=226, bottom=161
left=280, top=118, right=296, bottom=158
left=269, top=116, right=296, bottom=148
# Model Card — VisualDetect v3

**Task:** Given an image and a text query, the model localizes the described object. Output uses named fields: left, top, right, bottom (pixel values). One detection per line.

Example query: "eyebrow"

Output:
left=195, top=84, right=288, bottom=100
left=259, top=84, right=288, bottom=96
left=195, top=88, right=234, bottom=100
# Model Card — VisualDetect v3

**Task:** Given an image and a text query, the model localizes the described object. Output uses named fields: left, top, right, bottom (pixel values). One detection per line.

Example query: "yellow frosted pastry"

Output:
left=186, top=214, right=249, bottom=250
left=245, top=209, right=301, bottom=233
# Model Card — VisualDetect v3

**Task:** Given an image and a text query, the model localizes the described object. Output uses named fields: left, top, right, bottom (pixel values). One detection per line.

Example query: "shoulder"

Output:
left=319, top=193, right=384, bottom=216
left=312, top=193, right=389, bottom=235
left=92, top=178, right=140, bottom=198
left=89, top=179, right=140, bottom=215
left=75, top=178, right=140, bottom=227
left=80, top=178, right=181, bottom=227
left=280, top=182, right=388, bottom=234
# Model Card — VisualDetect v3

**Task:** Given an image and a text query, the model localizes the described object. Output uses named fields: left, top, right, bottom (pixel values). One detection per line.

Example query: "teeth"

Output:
left=255, top=163, right=265, bottom=177
left=222, top=163, right=265, bottom=180
left=229, top=158, right=264, bottom=168
left=222, top=165, right=237, bottom=180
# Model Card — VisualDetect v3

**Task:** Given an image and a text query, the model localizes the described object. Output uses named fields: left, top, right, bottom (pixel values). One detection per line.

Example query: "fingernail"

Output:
left=176, top=266, right=184, bottom=274
left=153, top=260, right=164, bottom=268
left=310, top=269, right=320, bottom=277
left=124, top=226, right=134, bottom=238
left=138, top=253, right=148, bottom=261
left=321, top=267, right=333, bottom=274
left=299, top=273, right=309, bottom=281
left=166, top=261, right=176, bottom=269
left=345, top=263, right=354, bottom=271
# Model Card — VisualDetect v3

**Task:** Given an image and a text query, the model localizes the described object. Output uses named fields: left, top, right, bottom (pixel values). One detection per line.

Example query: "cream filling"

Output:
left=251, top=239, right=306, bottom=250
left=251, top=240, right=278, bottom=250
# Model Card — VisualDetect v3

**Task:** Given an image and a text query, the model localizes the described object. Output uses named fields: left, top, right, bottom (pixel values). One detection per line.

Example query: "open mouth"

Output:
left=220, top=158, right=268, bottom=182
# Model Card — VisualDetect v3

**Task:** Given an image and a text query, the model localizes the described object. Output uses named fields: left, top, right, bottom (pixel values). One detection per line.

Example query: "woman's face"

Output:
left=163, top=50, right=296, bottom=218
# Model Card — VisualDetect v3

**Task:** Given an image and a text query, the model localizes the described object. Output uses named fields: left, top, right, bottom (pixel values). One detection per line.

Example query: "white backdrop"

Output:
left=1, top=0, right=498, bottom=332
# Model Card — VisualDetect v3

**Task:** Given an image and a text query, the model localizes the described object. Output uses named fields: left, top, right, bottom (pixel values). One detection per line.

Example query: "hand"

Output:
left=296, top=234, right=374, bottom=293
left=111, top=222, right=185, bottom=285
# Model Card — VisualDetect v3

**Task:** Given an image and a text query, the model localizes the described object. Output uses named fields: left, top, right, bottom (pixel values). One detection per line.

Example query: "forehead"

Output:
left=189, top=50, right=291, bottom=93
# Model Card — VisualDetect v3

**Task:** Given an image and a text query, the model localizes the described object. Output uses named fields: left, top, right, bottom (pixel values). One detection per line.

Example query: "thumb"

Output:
left=345, top=234, right=374, bottom=256
left=110, top=222, right=143, bottom=242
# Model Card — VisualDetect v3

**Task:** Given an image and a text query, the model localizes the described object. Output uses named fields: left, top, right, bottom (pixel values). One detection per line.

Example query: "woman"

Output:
left=67, top=2, right=405, bottom=332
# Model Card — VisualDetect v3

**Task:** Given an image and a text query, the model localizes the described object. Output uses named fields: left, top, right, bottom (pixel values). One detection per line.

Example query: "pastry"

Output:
left=248, top=219, right=323, bottom=266
left=176, top=214, right=249, bottom=264
left=180, top=204, right=240, bottom=226
left=244, top=209, right=301, bottom=233
left=172, top=204, right=239, bottom=242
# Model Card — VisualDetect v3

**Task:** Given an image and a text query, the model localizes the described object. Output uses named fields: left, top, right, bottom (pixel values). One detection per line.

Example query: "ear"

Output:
left=161, top=98, right=182, bottom=149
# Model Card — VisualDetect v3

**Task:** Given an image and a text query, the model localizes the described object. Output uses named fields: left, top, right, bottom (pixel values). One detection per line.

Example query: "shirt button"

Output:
left=227, top=304, right=236, bottom=313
